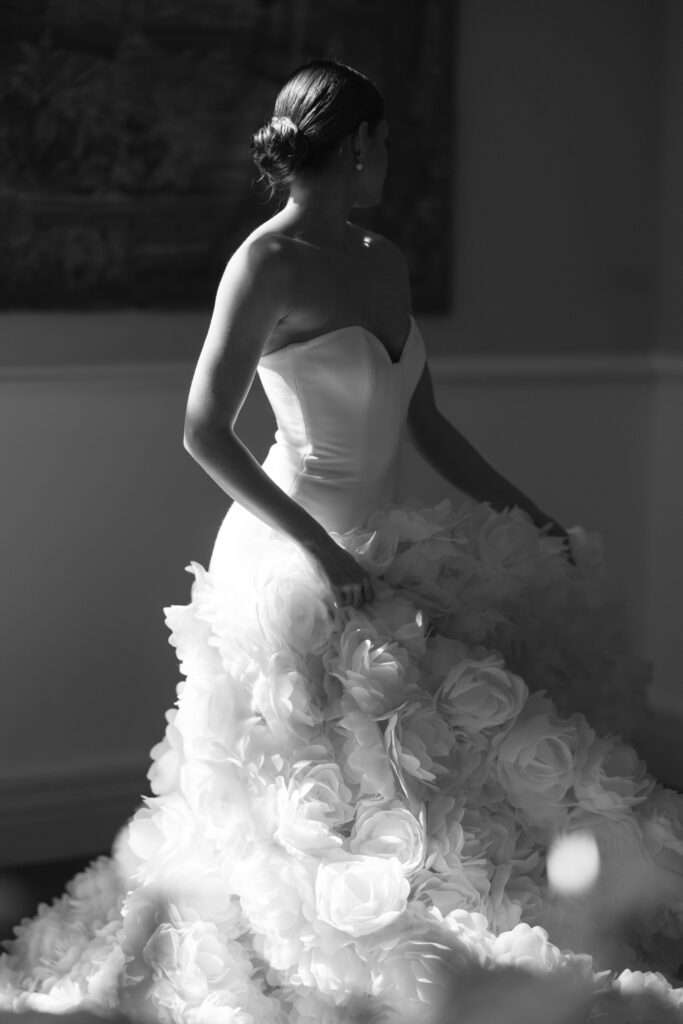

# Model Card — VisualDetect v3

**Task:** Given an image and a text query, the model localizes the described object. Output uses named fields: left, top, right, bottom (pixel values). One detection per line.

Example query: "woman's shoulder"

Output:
left=349, top=224, right=411, bottom=295
left=233, top=225, right=301, bottom=265
left=224, top=226, right=303, bottom=292
left=349, top=223, right=406, bottom=261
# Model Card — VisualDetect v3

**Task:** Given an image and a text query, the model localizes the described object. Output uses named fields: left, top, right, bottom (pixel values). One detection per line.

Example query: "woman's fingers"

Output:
left=335, top=576, right=374, bottom=608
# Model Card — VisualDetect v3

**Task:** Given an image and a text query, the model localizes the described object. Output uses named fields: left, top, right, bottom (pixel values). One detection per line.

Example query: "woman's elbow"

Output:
left=183, top=417, right=232, bottom=458
left=183, top=419, right=212, bottom=458
left=183, top=418, right=202, bottom=456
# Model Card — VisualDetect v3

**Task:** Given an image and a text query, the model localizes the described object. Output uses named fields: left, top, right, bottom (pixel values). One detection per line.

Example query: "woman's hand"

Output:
left=307, top=536, right=376, bottom=609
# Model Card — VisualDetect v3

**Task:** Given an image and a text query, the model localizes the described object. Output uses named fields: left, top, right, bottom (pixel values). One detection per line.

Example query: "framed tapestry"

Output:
left=0, top=0, right=455, bottom=312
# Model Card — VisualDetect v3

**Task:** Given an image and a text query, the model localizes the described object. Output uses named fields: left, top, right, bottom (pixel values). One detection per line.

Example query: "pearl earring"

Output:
left=355, top=159, right=363, bottom=171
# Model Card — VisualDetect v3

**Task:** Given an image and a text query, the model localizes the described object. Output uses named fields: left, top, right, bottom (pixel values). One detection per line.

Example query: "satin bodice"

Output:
left=208, top=316, right=426, bottom=584
left=255, top=315, right=426, bottom=533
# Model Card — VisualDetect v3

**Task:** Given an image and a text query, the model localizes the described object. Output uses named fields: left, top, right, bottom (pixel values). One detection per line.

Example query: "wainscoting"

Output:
left=1, top=349, right=681, bottom=867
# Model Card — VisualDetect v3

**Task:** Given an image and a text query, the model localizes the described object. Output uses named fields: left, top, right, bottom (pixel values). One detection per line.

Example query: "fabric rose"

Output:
left=119, top=885, right=188, bottom=1003
left=290, top=988, right=358, bottom=1024
left=119, top=834, right=244, bottom=932
left=4, top=896, right=93, bottom=983
left=315, top=855, right=409, bottom=937
left=72, top=920, right=127, bottom=1005
left=504, top=874, right=546, bottom=924
left=370, top=594, right=428, bottom=660
left=412, top=862, right=489, bottom=916
left=177, top=761, right=254, bottom=862
left=422, top=635, right=472, bottom=695
left=173, top=666, right=246, bottom=763
left=255, top=547, right=332, bottom=656
left=336, top=523, right=398, bottom=576
left=615, top=969, right=682, bottom=1007
left=334, top=703, right=396, bottom=801
left=142, top=919, right=249, bottom=1005
left=233, top=846, right=316, bottom=971
left=148, top=707, right=185, bottom=796
left=266, top=775, right=344, bottom=857
left=491, top=922, right=562, bottom=974
left=575, top=735, right=654, bottom=815
left=425, top=794, right=465, bottom=872
left=438, top=580, right=511, bottom=646
left=187, top=988, right=275, bottom=1024
left=441, top=908, right=496, bottom=963
left=440, top=729, right=491, bottom=795
left=367, top=499, right=454, bottom=544
left=472, top=507, right=540, bottom=587
left=64, top=856, right=125, bottom=927
left=436, top=650, right=528, bottom=733
left=349, top=800, right=426, bottom=877
left=328, top=617, right=418, bottom=717
left=251, top=651, right=325, bottom=743
left=119, top=791, right=228, bottom=893
left=0, top=918, right=126, bottom=1012
left=8, top=978, right=84, bottom=1013
left=460, top=807, right=519, bottom=866
left=385, top=538, right=460, bottom=595
left=492, top=705, right=586, bottom=826
left=384, top=701, right=453, bottom=788
left=290, top=759, right=355, bottom=828
left=119, top=797, right=187, bottom=880
left=370, top=931, right=475, bottom=1015
left=484, top=870, right=527, bottom=933
left=296, top=936, right=372, bottom=1001
left=164, top=575, right=223, bottom=680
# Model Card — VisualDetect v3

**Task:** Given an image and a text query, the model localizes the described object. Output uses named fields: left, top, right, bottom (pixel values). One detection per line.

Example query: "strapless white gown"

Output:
left=208, top=315, right=424, bottom=588
left=1, top=318, right=682, bottom=1023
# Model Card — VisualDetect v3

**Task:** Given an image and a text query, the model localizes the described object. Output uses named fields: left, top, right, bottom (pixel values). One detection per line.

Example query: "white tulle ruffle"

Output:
left=1, top=496, right=681, bottom=1023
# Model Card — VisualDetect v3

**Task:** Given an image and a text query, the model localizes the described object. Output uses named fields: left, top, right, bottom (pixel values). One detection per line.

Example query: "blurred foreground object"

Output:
left=547, top=831, right=601, bottom=895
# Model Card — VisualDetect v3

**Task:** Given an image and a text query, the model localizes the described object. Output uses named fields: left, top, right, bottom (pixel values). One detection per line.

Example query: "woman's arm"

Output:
left=183, top=235, right=333, bottom=558
left=406, top=362, right=567, bottom=535
left=185, top=234, right=378, bottom=606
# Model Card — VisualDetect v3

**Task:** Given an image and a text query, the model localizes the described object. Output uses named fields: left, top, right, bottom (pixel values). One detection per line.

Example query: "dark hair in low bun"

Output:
left=250, top=58, right=385, bottom=195
left=250, top=115, right=312, bottom=191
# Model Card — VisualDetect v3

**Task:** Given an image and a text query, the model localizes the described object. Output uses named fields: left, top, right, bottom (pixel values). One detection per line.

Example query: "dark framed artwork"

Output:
left=0, top=0, right=455, bottom=312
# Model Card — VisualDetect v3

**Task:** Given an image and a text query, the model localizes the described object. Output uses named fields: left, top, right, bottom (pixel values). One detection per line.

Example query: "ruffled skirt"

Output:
left=1, top=497, right=682, bottom=1023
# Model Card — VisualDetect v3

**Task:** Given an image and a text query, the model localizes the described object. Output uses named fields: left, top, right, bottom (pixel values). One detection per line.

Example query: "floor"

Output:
left=0, top=853, right=104, bottom=948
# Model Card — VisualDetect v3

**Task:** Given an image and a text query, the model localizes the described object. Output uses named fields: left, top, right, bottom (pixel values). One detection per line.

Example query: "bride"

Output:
left=1, top=57, right=681, bottom=1024
left=186, top=58, right=569, bottom=608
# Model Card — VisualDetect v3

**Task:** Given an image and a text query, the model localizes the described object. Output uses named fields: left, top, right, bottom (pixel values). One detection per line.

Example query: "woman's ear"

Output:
left=354, top=120, right=370, bottom=159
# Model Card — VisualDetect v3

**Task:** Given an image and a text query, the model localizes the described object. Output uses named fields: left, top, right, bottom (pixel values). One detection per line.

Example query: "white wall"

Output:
left=644, top=366, right=683, bottom=717
left=0, top=362, right=226, bottom=863
left=1, top=0, right=681, bottom=865
left=0, top=351, right=679, bottom=865
left=449, top=0, right=662, bottom=357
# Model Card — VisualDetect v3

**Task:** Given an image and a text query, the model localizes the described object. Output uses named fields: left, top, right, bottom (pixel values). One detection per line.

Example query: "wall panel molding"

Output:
left=1, top=349, right=680, bottom=867
left=0, top=712, right=679, bottom=870
left=2, top=351, right=682, bottom=384
left=0, top=761, right=148, bottom=867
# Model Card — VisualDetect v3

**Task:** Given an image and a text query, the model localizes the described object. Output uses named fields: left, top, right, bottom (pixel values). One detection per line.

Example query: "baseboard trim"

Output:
left=0, top=709, right=680, bottom=869
left=1, top=353, right=683, bottom=385
left=429, top=352, right=683, bottom=385
left=0, top=762, right=149, bottom=868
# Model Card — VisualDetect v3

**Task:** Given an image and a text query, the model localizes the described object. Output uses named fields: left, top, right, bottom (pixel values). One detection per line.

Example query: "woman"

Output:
left=1, top=58, right=681, bottom=1024
left=186, top=60, right=570, bottom=612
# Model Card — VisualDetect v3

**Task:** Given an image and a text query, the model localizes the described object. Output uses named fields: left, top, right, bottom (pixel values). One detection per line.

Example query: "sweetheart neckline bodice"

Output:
left=259, top=314, right=416, bottom=368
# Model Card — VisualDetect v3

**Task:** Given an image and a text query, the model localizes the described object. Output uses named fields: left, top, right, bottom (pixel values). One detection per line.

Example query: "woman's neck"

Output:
left=277, top=183, right=354, bottom=250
